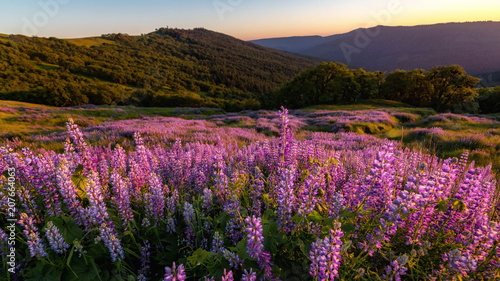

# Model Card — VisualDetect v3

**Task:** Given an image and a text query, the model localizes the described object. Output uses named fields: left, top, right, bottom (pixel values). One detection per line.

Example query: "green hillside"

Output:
left=0, top=28, right=318, bottom=111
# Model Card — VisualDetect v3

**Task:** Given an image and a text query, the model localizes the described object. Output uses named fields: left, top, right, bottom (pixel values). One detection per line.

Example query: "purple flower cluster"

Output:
left=98, top=222, right=124, bottom=263
left=309, top=223, right=344, bottom=281
left=245, top=216, right=274, bottom=279
left=44, top=221, right=70, bottom=254
left=18, top=213, right=48, bottom=258
left=164, top=262, right=186, bottom=281
left=222, top=268, right=234, bottom=281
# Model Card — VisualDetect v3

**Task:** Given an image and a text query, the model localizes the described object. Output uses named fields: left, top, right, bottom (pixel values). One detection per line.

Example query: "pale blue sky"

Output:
left=1, top=0, right=499, bottom=40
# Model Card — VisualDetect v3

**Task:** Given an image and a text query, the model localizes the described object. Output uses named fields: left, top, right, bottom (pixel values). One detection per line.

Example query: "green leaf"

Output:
left=216, top=212, right=228, bottom=225
left=452, top=200, right=467, bottom=212
left=434, top=199, right=448, bottom=212
left=123, top=247, right=141, bottom=259
left=71, top=173, right=88, bottom=199
left=291, top=213, right=304, bottom=225
left=22, top=262, right=63, bottom=281
left=341, top=240, right=352, bottom=252
left=235, top=237, right=251, bottom=260
left=63, top=257, right=100, bottom=281
left=340, top=223, right=355, bottom=235
left=187, top=248, right=211, bottom=266
left=339, top=209, right=355, bottom=220
left=307, top=210, right=324, bottom=223
left=74, top=164, right=84, bottom=174
left=1, top=169, right=9, bottom=178
left=297, top=238, right=309, bottom=258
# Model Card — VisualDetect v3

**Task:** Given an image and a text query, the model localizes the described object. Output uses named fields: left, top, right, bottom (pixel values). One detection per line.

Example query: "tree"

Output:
left=425, top=65, right=480, bottom=112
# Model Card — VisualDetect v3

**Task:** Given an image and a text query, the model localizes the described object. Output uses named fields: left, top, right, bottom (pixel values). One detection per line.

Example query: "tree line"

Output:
left=265, top=62, right=482, bottom=112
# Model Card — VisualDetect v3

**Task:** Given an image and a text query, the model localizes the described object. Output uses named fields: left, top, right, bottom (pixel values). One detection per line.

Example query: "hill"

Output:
left=0, top=28, right=319, bottom=110
left=251, top=22, right=500, bottom=84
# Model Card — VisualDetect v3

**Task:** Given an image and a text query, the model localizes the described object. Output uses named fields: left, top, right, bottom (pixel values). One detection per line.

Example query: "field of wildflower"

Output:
left=1, top=104, right=500, bottom=280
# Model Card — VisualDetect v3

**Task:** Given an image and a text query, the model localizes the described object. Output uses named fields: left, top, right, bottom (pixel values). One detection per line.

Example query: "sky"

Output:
left=1, top=0, right=499, bottom=40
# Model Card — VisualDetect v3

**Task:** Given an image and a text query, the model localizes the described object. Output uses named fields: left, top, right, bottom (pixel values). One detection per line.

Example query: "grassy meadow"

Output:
left=1, top=99, right=499, bottom=176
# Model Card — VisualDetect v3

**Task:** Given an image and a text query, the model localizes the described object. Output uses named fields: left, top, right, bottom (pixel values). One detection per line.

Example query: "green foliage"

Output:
left=0, top=29, right=316, bottom=111
left=476, top=86, right=500, bottom=113
left=273, top=63, right=481, bottom=113
left=268, top=62, right=384, bottom=108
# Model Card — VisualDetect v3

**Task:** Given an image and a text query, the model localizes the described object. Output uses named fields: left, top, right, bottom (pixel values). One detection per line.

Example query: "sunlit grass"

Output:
left=65, top=37, right=117, bottom=47
left=1, top=99, right=499, bottom=177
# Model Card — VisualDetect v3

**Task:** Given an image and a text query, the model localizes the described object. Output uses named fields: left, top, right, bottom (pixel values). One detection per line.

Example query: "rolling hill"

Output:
left=0, top=28, right=319, bottom=110
left=252, top=21, right=500, bottom=84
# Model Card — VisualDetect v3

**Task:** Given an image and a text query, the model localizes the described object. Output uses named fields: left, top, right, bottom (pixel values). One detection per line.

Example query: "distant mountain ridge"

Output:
left=251, top=22, right=500, bottom=80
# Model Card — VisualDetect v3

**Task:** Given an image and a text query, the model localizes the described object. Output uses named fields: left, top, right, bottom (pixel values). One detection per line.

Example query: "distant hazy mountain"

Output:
left=251, top=22, right=500, bottom=78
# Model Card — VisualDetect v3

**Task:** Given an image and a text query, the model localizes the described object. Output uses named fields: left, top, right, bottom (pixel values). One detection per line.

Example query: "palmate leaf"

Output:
left=434, top=199, right=448, bottom=213
left=71, top=164, right=88, bottom=199
left=187, top=248, right=213, bottom=266
left=62, top=257, right=102, bottom=281
left=22, top=262, right=63, bottom=281
left=306, top=210, right=324, bottom=223
left=452, top=199, right=468, bottom=213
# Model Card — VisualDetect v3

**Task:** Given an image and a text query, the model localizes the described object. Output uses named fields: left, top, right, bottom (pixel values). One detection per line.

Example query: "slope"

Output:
left=0, top=27, right=319, bottom=110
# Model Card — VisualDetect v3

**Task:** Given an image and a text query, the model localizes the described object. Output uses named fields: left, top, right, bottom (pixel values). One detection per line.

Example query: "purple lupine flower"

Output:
left=245, top=216, right=274, bottom=279
left=242, top=268, right=257, bottom=281
left=0, top=228, right=8, bottom=254
left=442, top=248, right=475, bottom=276
left=137, top=240, right=151, bottom=281
left=225, top=218, right=243, bottom=246
left=276, top=165, right=296, bottom=233
left=98, top=222, right=124, bottom=263
left=167, top=189, right=179, bottom=215
left=211, top=231, right=224, bottom=254
left=164, top=262, right=186, bottom=281
left=222, top=248, right=244, bottom=269
left=223, top=195, right=240, bottom=218
left=98, top=155, right=111, bottom=199
left=18, top=213, right=48, bottom=258
left=202, top=188, right=213, bottom=209
left=297, top=165, right=322, bottom=221
left=85, top=171, right=109, bottom=227
left=73, top=239, right=86, bottom=257
left=32, top=154, right=62, bottom=217
left=134, top=132, right=152, bottom=175
left=213, top=153, right=229, bottom=205
left=110, top=170, right=134, bottom=227
left=183, top=202, right=196, bottom=246
left=44, top=221, right=70, bottom=254
left=166, top=215, right=176, bottom=234
left=250, top=167, right=265, bottom=216
left=278, top=106, right=294, bottom=165
left=245, top=216, right=265, bottom=260
left=381, top=255, right=408, bottom=281
left=66, top=118, right=95, bottom=173
left=128, top=157, right=147, bottom=203
left=145, top=172, right=166, bottom=224
left=111, top=144, right=127, bottom=174
left=309, top=222, right=344, bottom=281
left=222, top=268, right=234, bottom=281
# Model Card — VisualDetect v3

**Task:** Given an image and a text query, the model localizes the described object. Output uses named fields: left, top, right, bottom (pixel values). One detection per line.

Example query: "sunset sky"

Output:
left=1, top=0, right=499, bottom=40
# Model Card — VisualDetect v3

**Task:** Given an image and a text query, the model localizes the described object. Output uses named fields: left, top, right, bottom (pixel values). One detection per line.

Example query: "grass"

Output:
left=65, top=37, right=117, bottom=47
left=36, top=63, right=60, bottom=71
left=1, top=99, right=499, bottom=177
left=304, top=99, right=415, bottom=111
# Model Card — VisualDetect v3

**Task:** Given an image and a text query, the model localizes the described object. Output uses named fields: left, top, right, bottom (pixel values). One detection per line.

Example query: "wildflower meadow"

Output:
left=1, top=107, right=499, bottom=280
